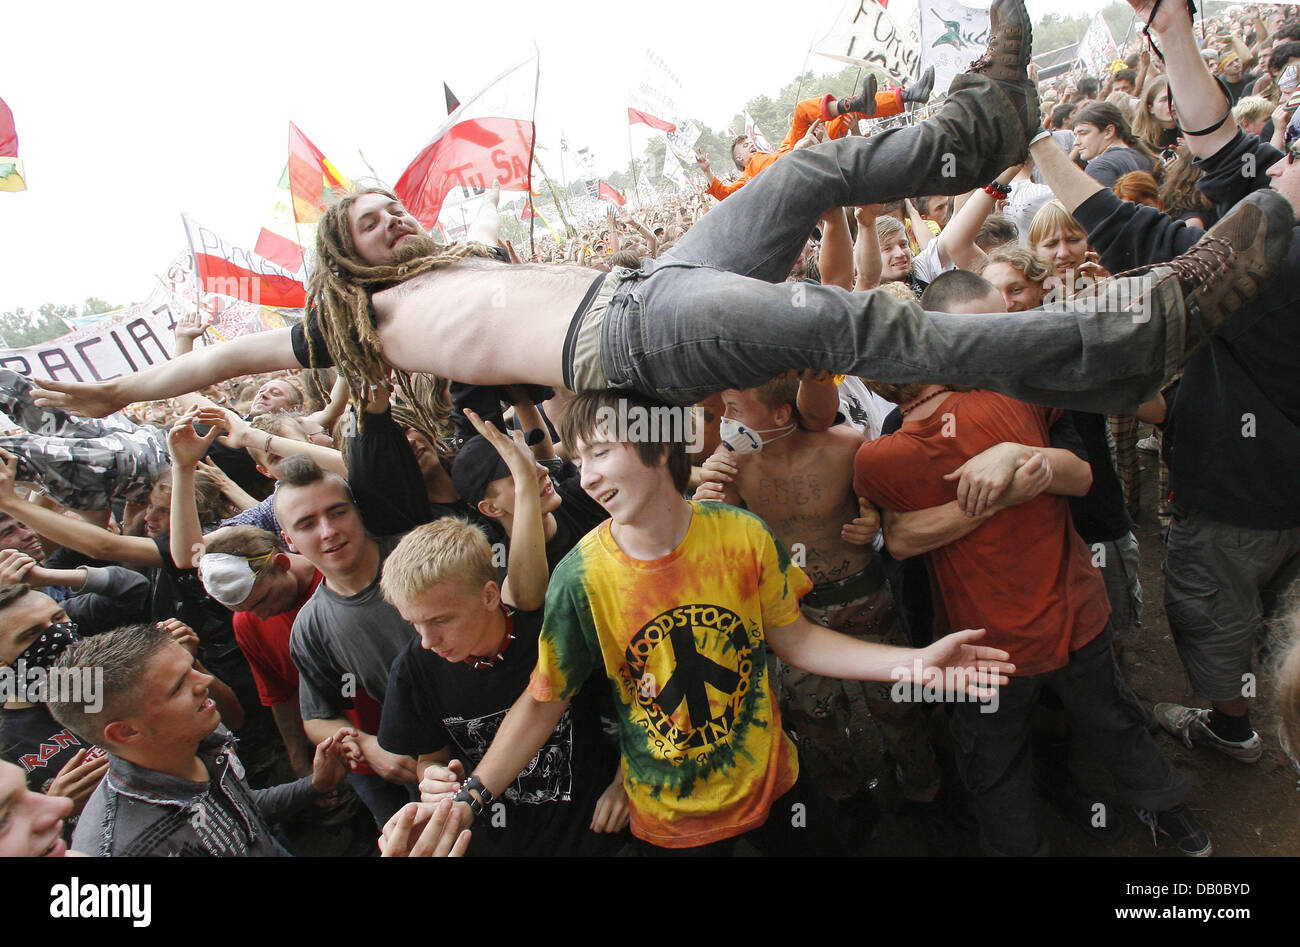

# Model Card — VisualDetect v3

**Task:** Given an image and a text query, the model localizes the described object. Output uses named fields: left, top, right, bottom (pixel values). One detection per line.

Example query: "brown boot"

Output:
left=1095, top=190, right=1293, bottom=366
left=966, top=0, right=1040, bottom=144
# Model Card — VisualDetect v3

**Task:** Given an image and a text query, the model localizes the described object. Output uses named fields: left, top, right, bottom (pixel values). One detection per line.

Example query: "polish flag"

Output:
left=598, top=181, right=625, bottom=207
left=184, top=215, right=306, bottom=309
left=627, top=107, right=676, bottom=133
left=395, top=56, right=538, bottom=230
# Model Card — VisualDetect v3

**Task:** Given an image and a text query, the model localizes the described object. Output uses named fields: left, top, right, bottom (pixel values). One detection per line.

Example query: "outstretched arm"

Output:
left=766, top=617, right=1013, bottom=696
left=31, top=327, right=300, bottom=418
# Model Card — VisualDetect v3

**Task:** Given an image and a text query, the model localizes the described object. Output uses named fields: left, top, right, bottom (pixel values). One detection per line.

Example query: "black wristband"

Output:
left=452, top=774, right=495, bottom=816
left=1178, top=76, right=1233, bottom=137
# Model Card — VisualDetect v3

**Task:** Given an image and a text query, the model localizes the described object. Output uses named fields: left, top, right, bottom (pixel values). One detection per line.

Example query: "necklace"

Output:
left=900, top=386, right=954, bottom=417
left=467, top=608, right=516, bottom=669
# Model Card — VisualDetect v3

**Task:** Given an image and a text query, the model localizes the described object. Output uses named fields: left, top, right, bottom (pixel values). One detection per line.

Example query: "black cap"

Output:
left=450, top=435, right=511, bottom=508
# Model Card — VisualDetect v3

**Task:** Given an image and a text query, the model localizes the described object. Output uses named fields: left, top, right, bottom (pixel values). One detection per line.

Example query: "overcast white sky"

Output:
left=1, top=0, right=1109, bottom=313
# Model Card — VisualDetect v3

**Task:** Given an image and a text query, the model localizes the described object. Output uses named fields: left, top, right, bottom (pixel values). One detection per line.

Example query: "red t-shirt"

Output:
left=232, top=569, right=383, bottom=771
left=854, top=391, right=1110, bottom=676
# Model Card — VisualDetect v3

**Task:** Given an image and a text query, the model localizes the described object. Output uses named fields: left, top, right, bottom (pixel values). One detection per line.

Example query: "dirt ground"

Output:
left=848, top=441, right=1300, bottom=858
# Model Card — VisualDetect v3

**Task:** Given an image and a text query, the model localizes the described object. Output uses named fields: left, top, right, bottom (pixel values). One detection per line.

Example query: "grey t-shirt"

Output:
left=290, top=534, right=415, bottom=721
left=1082, top=146, right=1152, bottom=189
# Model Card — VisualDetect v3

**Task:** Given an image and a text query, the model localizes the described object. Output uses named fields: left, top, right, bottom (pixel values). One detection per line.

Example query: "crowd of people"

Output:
left=1, top=0, right=1298, bottom=860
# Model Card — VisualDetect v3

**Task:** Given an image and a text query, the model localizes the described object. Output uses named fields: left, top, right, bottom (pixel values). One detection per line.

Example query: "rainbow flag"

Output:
left=289, top=122, right=351, bottom=224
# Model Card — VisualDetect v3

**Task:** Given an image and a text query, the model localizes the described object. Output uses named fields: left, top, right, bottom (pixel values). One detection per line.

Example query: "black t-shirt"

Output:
left=0, top=704, right=104, bottom=792
left=378, top=607, right=621, bottom=856
left=545, top=465, right=609, bottom=572
left=1223, top=70, right=1261, bottom=105
left=205, top=439, right=274, bottom=500
left=1051, top=412, right=1131, bottom=543
left=1071, top=148, right=1300, bottom=528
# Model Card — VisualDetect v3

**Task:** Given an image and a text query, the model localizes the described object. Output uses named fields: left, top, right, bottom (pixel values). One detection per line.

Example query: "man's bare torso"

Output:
left=731, top=425, right=871, bottom=585
left=370, top=259, right=601, bottom=388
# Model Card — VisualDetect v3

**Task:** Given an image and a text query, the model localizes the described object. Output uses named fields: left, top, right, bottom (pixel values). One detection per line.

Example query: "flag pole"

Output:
left=525, top=48, right=540, bottom=259
left=626, top=123, right=643, bottom=208
left=532, top=155, right=575, bottom=238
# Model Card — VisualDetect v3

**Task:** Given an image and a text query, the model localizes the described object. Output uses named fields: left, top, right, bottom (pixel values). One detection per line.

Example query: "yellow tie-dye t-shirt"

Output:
left=528, top=501, right=811, bottom=849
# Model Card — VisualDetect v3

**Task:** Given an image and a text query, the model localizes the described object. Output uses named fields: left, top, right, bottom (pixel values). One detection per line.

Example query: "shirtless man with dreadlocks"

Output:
left=31, top=0, right=1294, bottom=423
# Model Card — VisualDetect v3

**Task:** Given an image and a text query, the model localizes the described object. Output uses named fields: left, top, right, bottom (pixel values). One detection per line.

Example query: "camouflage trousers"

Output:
left=773, top=563, right=939, bottom=801
left=0, top=369, right=169, bottom=510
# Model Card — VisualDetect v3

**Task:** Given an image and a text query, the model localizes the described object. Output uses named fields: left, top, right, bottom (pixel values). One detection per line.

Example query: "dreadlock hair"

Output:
left=308, top=185, right=499, bottom=415
left=391, top=373, right=456, bottom=469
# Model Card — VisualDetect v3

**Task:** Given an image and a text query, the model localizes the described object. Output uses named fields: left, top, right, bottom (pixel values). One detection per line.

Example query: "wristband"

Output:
left=982, top=181, right=1012, bottom=199
left=452, top=774, right=495, bottom=816
left=1178, top=76, right=1234, bottom=137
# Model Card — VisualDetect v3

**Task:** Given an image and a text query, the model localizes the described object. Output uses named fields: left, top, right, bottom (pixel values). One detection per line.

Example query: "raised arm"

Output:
left=818, top=208, right=855, bottom=290
left=31, top=327, right=300, bottom=418
left=1132, top=0, right=1240, bottom=159
left=167, top=409, right=222, bottom=570
left=853, top=205, right=884, bottom=291
left=466, top=181, right=503, bottom=247
left=936, top=166, right=1019, bottom=270
left=463, top=408, right=548, bottom=612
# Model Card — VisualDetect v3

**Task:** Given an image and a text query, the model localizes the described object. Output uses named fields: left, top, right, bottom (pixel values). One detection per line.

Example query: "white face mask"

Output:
left=719, top=417, right=796, bottom=454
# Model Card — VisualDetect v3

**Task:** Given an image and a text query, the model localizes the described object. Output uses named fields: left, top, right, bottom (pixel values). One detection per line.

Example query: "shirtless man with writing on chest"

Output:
left=695, top=376, right=940, bottom=804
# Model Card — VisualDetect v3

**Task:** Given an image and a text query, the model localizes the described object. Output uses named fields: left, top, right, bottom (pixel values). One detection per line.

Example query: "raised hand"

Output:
left=166, top=408, right=222, bottom=470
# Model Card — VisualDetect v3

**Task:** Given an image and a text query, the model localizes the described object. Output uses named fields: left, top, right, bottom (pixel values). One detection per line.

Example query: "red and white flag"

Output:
left=395, top=56, right=538, bottom=230
left=597, top=181, right=625, bottom=207
left=184, top=215, right=306, bottom=309
left=627, top=107, right=676, bottom=133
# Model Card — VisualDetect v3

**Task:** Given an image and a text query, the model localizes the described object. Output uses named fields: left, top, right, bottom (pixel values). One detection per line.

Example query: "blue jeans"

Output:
left=598, top=75, right=1186, bottom=414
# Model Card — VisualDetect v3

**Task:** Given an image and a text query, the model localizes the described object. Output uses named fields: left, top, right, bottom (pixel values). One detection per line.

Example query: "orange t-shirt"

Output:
left=853, top=391, right=1110, bottom=675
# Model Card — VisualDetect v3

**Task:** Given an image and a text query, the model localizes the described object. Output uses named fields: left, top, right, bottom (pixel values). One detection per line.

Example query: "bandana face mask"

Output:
left=17, top=621, right=81, bottom=670
left=718, top=417, right=796, bottom=454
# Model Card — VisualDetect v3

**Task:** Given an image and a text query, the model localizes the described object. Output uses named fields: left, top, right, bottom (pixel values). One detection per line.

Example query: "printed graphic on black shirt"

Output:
left=444, top=705, right=577, bottom=806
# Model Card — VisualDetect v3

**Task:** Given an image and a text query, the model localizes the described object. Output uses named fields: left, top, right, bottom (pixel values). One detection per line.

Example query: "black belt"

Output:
left=801, top=558, right=886, bottom=609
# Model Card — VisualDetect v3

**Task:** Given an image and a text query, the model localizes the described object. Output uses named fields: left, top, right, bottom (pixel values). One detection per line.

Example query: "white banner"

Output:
left=0, top=303, right=177, bottom=383
left=664, top=118, right=702, bottom=165
left=814, top=0, right=921, bottom=84
left=0, top=252, right=289, bottom=382
left=661, top=149, right=689, bottom=190
left=744, top=111, right=775, bottom=153
left=629, top=48, right=685, bottom=130
left=1077, top=11, right=1119, bottom=77
left=919, top=0, right=990, bottom=95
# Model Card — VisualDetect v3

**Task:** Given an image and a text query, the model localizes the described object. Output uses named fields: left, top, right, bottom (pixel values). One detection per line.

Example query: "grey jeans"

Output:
left=597, top=74, right=1186, bottom=414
